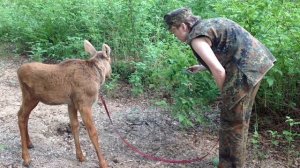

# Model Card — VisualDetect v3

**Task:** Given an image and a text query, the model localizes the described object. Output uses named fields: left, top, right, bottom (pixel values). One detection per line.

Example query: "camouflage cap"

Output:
left=164, top=8, right=193, bottom=30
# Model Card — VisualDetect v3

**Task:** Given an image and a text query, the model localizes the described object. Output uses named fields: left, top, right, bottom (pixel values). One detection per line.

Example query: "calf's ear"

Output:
left=84, top=40, right=97, bottom=56
left=102, top=44, right=111, bottom=58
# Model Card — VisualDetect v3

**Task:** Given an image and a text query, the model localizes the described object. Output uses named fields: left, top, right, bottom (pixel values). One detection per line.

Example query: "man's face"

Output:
left=170, top=23, right=189, bottom=42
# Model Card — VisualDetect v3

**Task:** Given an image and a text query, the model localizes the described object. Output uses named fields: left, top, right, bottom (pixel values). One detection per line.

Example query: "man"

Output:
left=164, top=8, right=276, bottom=167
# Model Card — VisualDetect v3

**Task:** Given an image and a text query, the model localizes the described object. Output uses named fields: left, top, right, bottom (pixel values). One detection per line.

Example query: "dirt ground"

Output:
left=0, top=56, right=297, bottom=168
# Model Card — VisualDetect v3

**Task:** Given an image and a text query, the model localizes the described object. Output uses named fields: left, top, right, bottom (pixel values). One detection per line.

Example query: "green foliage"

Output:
left=131, top=39, right=217, bottom=126
left=267, top=116, right=300, bottom=166
left=0, top=144, right=5, bottom=151
left=0, top=0, right=94, bottom=60
left=251, top=125, right=269, bottom=160
left=103, top=73, right=120, bottom=98
left=129, top=61, right=150, bottom=96
left=268, top=130, right=281, bottom=147
left=0, top=0, right=299, bottom=128
left=112, top=61, right=135, bottom=81
left=212, top=0, right=300, bottom=120
left=251, top=128, right=260, bottom=149
left=212, top=157, right=219, bottom=168
left=284, top=116, right=300, bottom=162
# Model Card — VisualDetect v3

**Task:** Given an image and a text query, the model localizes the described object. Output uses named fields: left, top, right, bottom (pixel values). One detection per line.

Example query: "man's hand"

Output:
left=186, top=64, right=207, bottom=74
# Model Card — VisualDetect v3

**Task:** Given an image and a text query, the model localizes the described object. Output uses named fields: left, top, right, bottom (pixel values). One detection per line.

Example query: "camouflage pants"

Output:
left=218, top=63, right=261, bottom=168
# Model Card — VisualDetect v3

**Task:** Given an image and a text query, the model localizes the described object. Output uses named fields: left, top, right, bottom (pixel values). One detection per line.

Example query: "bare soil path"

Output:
left=0, top=57, right=295, bottom=168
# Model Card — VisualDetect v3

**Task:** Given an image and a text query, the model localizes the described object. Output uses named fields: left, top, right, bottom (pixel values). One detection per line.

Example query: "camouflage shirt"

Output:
left=186, top=18, right=276, bottom=86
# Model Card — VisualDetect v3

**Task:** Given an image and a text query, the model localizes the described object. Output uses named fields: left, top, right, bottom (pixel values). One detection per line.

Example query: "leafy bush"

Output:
left=129, top=39, right=218, bottom=126
left=212, top=0, right=300, bottom=123
left=0, top=0, right=298, bottom=127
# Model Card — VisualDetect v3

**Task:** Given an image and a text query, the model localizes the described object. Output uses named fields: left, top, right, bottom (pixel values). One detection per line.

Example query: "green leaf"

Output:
left=212, top=157, right=219, bottom=167
left=266, top=76, right=275, bottom=87
left=0, top=144, right=5, bottom=151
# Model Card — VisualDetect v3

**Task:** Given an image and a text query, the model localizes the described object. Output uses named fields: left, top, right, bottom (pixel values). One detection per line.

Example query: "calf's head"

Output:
left=84, top=40, right=112, bottom=79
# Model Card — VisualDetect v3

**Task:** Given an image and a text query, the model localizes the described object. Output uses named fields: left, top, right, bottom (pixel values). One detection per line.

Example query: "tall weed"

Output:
left=0, top=0, right=298, bottom=128
left=212, top=0, right=300, bottom=122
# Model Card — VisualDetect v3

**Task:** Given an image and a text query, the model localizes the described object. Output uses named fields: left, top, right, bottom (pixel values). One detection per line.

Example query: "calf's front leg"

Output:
left=79, top=106, right=108, bottom=168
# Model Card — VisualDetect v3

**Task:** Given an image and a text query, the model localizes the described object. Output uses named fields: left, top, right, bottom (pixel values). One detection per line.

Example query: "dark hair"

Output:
left=164, top=7, right=200, bottom=30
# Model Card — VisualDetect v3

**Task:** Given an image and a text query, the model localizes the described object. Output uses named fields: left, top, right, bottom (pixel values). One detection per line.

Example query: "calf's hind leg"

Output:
left=68, top=104, right=85, bottom=162
left=17, top=98, right=39, bottom=166
left=79, top=106, right=108, bottom=168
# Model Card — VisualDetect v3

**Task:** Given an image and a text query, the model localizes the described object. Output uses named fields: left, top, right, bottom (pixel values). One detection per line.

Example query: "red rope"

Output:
left=98, top=95, right=218, bottom=164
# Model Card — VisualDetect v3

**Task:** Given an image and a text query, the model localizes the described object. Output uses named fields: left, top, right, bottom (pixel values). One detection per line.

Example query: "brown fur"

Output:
left=17, top=40, right=111, bottom=168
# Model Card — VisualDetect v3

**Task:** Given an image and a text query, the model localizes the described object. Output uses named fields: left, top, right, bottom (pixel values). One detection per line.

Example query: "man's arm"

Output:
left=191, top=37, right=226, bottom=91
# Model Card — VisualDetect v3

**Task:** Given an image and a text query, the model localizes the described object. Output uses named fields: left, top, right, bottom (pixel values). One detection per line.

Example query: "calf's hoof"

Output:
left=77, top=155, right=86, bottom=162
left=28, top=144, right=34, bottom=149
left=100, top=161, right=108, bottom=168
left=22, top=159, right=31, bottom=167
left=22, top=154, right=31, bottom=167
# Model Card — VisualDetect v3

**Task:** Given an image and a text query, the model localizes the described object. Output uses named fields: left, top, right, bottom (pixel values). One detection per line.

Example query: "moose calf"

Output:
left=17, top=40, right=111, bottom=168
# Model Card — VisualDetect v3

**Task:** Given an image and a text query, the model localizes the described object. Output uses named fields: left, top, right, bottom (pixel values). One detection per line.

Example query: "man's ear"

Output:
left=180, top=23, right=188, bottom=32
